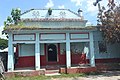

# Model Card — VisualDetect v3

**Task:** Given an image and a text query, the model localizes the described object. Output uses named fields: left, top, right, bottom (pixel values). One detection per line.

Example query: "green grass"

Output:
left=6, top=75, right=48, bottom=80
left=6, top=72, right=100, bottom=80
left=6, top=73, right=85, bottom=80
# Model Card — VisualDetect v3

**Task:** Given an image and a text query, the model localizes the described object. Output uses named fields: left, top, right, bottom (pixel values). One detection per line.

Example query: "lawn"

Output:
left=6, top=72, right=100, bottom=80
left=6, top=73, right=86, bottom=80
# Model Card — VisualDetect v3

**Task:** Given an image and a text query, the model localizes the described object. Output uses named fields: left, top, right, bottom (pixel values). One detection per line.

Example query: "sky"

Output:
left=0, top=0, right=120, bottom=39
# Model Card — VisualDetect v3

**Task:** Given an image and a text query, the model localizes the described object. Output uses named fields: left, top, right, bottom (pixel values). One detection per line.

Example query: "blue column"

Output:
left=89, top=32, right=95, bottom=67
left=66, top=33, right=71, bottom=68
left=7, top=33, right=14, bottom=72
left=35, top=33, right=40, bottom=70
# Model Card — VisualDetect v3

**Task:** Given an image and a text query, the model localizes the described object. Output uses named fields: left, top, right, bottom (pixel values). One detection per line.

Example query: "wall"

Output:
left=16, top=44, right=45, bottom=68
left=24, top=21, right=86, bottom=28
left=16, top=42, right=89, bottom=68
left=60, top=43, right=88, bottom=65
left=93, top=31, right=120, bottom=59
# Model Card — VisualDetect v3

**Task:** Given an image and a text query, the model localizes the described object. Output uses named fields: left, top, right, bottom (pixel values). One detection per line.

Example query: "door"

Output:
left=47, top=44, right=57, bottom=62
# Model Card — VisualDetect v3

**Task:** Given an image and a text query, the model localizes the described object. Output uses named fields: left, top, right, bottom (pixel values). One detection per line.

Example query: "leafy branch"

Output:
left=94, top=0, right=120, bottom=43
left=4, top=8, right=21, bottom=27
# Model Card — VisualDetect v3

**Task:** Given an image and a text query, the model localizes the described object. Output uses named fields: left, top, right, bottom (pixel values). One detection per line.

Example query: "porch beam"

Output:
left=89, top=32, right=95, bottom=67
left=70, top=40, right=90, bottom=42
left=66, top=33, right=71, bottom=68
left=35, top=33, right=40, bottom=70
left=39, top=40, right=66, bottom=43
left=7, top=33, right=14, bottom=72
left=12, top=41, right=35, bottom=44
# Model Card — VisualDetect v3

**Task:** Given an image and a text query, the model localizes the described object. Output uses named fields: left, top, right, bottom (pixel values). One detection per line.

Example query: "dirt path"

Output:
left=50, top=71, right=120, bottom=80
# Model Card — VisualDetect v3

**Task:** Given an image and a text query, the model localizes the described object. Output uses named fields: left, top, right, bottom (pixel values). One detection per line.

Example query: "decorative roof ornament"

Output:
left=59, top=11, right=66, bottom=18
left=78, top=8, right=82, bottom=16
left=48, top=8, right=52, bottom=15
left=32, top=11, right=40, bottom=18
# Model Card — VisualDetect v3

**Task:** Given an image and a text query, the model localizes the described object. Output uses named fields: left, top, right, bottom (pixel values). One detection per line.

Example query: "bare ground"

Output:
left=50, top=71, right=120, bottom=80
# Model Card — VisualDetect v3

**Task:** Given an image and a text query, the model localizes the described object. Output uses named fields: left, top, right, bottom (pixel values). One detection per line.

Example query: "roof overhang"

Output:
left=3, top=25, right=97, bottom=33
left=21, top=18, right=87, bottom=22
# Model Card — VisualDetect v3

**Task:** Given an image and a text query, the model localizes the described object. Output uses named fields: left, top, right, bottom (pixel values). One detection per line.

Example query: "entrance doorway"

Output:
left=47, top=44, right=57, bottom=62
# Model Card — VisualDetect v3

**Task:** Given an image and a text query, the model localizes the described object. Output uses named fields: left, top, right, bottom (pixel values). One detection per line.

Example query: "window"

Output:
left=19, top=44, right=45, bottom=56
left=71, top=42, right=84, bottom=54
left=60, top=43, right=66, bottom=54
left=71, top=42, right=89, bottom=54
left=60, top=42, right=89, bottom=54
left=19, top=44, right=35, bottom=56
left=98, top=41, right=107, bottom=53
left=40, top=44, right=44, bottom=55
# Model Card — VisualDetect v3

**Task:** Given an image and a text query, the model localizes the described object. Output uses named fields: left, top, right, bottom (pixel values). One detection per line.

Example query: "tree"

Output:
left=4, top=8, right=21, bottom=26
left=0, top=38, right=8, bottom=50
left=11, top=8, right=21, bottom=25
left=96, top=0, right=120, bottom=43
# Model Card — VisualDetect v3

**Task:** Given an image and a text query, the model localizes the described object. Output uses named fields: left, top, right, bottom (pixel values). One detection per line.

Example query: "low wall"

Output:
left=4, top=69, right=45, bottom=78
left=59, top=67, right=97, bottom=74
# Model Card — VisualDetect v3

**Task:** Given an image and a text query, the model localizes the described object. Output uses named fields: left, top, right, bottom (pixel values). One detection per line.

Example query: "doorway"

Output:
left=47, top=44, right=57, bottom=62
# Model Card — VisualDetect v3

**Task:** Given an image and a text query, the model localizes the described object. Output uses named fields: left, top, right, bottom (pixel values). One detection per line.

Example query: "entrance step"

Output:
left=46, top=65, right=60, bottom=70
left=45, top=73, right=61, bottom=76
left=45, top=70, right=61, bottom=76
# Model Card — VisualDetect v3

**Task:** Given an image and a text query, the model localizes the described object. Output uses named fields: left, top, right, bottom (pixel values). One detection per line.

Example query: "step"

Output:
left=45, top=70, right=61, bottom=76
left=45, top=70, right=59, bottom=74
left=46, top=65, right=59, bottom=70
left=45, top=73, right=61, bottom=76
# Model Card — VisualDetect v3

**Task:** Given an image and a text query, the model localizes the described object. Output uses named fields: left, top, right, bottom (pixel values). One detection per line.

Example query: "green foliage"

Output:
left=0, top=38, right=8, bottom=50
left=4, top=8, right=21, bottom=27
left=11, top=8, right=21, bottom=25
left=97, top=1, right=120, bottom=43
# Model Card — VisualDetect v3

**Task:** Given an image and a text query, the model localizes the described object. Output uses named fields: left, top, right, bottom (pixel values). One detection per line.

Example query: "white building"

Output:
left=4, top=9, right=120, bottom=72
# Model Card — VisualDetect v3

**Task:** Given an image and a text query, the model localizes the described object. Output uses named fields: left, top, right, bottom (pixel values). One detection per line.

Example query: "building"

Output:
left=4, top=9, right=120, bottom=72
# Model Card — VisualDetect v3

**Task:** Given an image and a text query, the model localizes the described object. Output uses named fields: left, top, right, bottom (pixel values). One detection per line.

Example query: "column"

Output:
left=89, top=32, right=95, bottom=67
left=66, top=33, right=71, bottom=68
left=7, top=33, right=14, bottom=72
left=35, top=33, right=40, bottom=70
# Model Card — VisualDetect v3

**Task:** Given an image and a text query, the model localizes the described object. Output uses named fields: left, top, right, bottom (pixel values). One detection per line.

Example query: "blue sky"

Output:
left=0, top=0, right=100, bottom=26
left=0, top=0, right=120, bottom=38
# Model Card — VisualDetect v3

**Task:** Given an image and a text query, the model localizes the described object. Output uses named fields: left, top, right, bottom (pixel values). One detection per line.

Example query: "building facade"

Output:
left=5, top=9, right=120, bottom=72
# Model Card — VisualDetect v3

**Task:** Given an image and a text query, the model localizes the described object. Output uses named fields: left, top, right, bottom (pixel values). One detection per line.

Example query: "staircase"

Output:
left=45, top=70, right=61, bottom=76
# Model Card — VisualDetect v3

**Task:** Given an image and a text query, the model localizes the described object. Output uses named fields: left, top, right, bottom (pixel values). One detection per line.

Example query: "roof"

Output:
left=21, top=9, right=85, bottom=21
left=3, top=9, right=90, bottom=32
